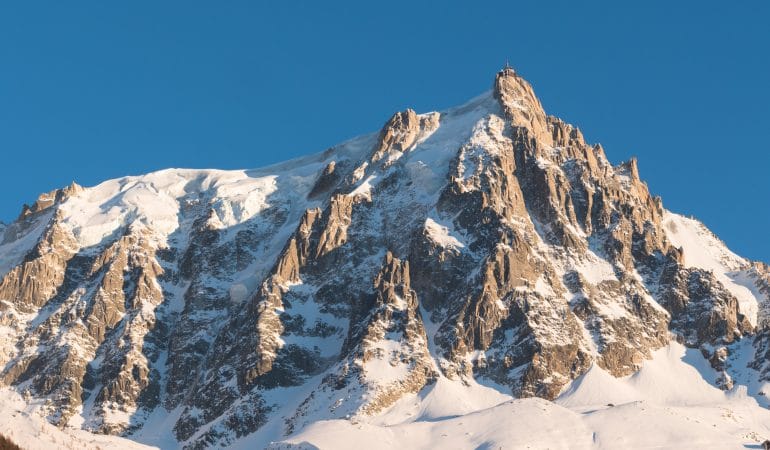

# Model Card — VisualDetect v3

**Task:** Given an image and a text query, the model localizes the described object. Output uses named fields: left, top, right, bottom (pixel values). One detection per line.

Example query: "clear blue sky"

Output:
left=1, top=1, right=768, bottom=262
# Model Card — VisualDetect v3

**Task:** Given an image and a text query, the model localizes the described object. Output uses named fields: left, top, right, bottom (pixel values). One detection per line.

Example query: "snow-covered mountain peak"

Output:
left=1, top=68, right=769, bottom=449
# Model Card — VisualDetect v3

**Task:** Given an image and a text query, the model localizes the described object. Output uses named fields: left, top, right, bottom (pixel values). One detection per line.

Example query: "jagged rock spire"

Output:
left=17, top=180, right=83, bottom=220
left=369, top=109, right=439, bottom=166
left=493, top=66, right=552, bottom=146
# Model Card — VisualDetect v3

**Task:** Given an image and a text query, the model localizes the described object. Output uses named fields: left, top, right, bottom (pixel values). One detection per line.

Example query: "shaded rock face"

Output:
left=0, top=67, right=767, bottom=448
left=659, top=267, right=751, bottom=346
left=748, top=262, right=770, bottom=327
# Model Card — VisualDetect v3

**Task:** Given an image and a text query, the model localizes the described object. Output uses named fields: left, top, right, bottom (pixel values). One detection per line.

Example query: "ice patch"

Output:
left=350, top=175, right=376, bottom=201
left=424, top=218, right=465, bottom=250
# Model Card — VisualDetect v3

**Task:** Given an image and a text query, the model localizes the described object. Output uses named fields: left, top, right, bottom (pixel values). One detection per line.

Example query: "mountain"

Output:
left=1, top=67, right=769, bottom=449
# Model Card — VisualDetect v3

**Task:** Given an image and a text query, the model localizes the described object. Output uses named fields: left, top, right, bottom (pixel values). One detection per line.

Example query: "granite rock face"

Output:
left=0, top=68, right=768, bottom=448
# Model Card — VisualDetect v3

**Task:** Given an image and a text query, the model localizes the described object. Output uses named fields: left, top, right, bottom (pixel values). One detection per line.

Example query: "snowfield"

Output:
left=269, top=342, right=770, bottom=450
left=0, top=387, right=156, bottom=450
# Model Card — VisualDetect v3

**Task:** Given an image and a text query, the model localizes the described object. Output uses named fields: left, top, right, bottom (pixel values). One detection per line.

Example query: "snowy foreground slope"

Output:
left=4, top=342, right=770, bottom=449
left=1, top=67, right=770, bottom=449
left=272, top=343, right=770, bottom=450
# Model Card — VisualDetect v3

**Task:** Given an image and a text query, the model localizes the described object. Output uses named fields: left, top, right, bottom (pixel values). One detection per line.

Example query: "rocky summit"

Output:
left=1, top=68, right=769, bottom=449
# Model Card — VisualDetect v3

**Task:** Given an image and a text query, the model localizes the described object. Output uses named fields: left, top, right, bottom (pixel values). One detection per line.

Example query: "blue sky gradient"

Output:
left=1, top=1, right=768, bottom=261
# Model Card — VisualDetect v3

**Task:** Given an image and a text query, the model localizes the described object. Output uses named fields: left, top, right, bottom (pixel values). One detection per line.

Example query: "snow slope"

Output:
left=8, top=340, right=769, bottom=450
left=270, top=342, right=770, bottom=449
left=0, top=388, right=158, bottom=450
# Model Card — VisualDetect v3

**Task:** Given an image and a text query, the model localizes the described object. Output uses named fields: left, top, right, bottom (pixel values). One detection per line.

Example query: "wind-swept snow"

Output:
left=59, top=168, right=301, bottom=248
left=372, top=376, right=512, bottom=426
left=558, top=342, right=726, bottom=408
